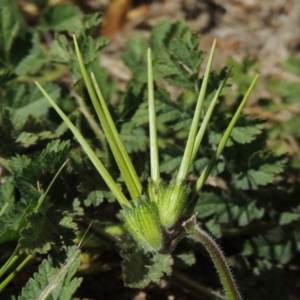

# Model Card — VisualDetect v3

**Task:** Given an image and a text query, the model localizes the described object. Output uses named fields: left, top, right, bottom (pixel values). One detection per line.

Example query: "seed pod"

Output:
left=157, top=181, right=189, bottom=228
left=122, top=198, right=163, bottom=251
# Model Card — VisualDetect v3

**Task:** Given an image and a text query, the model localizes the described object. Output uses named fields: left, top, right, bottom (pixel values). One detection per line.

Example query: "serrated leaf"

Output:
left=81, top=36, right=109, bottom=65
left=156, top=24, right=204, bottom=92
left=168, top=32, right=201, bottom=71
left=18, top=207, right=76, bottom=254
left=150, top=20, right=173, bottom=51
left=39, top=4, right=83, bottom=33
left=231, top=151, right=287, bottom=190
left=209, top=115, right=265, bottom=147
left=14, top=32, right=46, bottom=75
left=119, top=235, right=173, bottom=288
left=19, top=246, right=82, bottom=300
left=279, top=207, right=300, bottom=225
left=242, top=227, right=297, bottom=264
left=195, top=190, right=265, bottom=227
left=119, top=81, right=145, bottom=122
left=38, top=140, right=70, bottom=173
left=16, top=132, right=39, bottom=148
left=230, top=116, right=265, bottom=144
left=122, top=33, right=147, bottom=73
left=82, top=13, right=102, bottom=36
left=148, top=253, right=173, bottom=283
left=84, top=190, right=105, bottom=207
left=0, top=199, right=34, bottom=244
left=151, top=20, right=189, bottom=51
left=120, top=127, right=147, bottom=153
left=6, top=141, right=70, bottom=216
left=175, top=252, right=196, bottom=269
left=50, top=35, right=71, bottom=64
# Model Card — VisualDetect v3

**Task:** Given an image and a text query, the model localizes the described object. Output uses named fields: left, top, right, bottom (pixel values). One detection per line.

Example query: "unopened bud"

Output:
left=122, top=198, right=163, bottom=251
left=157, top=181, right=189, bottom=227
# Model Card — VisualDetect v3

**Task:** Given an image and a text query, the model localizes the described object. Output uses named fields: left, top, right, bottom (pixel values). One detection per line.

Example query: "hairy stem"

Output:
left=182, top=215, right=242, bottom=300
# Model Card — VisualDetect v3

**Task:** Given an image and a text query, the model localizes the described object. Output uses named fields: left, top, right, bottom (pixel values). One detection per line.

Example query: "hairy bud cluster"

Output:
left=121, top=198, right=163, bottom=251
left=122, top=181, right=190, bottom=252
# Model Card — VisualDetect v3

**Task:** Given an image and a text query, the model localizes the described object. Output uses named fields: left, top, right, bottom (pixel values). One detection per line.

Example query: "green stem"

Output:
left=177, top=39, right=217, bottom=182
left=195, top=73, right=259, bottom=192
left=182, top=215, right=242, bottom=300
left=74, top=91, right=110, bottom=165
left=148, top=48, right=160, bottom=183
left=191, top=68, right=232, bottom=162
left=73, top=34, right=142, bottom=200
left=90, top=72, right=143, bottom=199
left=74, top=91, right=106, bottom=144
left=0, top=249, right=19, bottom=279
left=0, top=255, right=33, bottom=292
left=35, top=81, right=131, bottom=208
left=36, top=160, right=69, bottom=211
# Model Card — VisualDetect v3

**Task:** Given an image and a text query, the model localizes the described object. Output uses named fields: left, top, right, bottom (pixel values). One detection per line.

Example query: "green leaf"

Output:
left=82, top=13, right=102, bottom=37
left=7, top=140, right=69, bottom=206
left=18, top=208, right=76, bottom=254
left=19, top=246, right=82, bottom=300
left=50, top=35, right=71, bottom=64
left=208, top=115, right=265, bottom=147
left=156, top=24, right=204, bottom=92
left=15, top=132, right=39, bottom=148
left=84, top=190, right=105, bottom=207
left=14, top=83, right=61, bottom=119
left=175, top=252, right=196, bottom=269
left=279, top=207, right=300, bottom=225
left=122, top=33, right=147, bottom=77
left=119, top=236, right=173, bottom=288
left=195, top=190, right=265, bottom=227
left=0, top=7, right=20, bottom=64
left=80, top=36, right=109, bottom=65
left=231, top=151, right=287, bottom=190
left=229, top=116, right=265, bottom=145
left=38, top=3, right=83, bottom=34
left=15, top=32, right=46, bottom=75
left=120, top=127, right=147, bottom=153
left=0, top=108, right=24, bottom=157
left=150, top=20, right=173, bottom=51
left=151, top=20, right=189, bottom=51
left=0, top=199, right=34, bottom=244
left=242, top=227, right=298, bottom=265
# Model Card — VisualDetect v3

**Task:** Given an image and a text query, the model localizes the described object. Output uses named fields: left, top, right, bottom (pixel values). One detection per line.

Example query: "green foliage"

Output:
left=0, top=3, right=299, bottom=299
left=19, top=246, right=82, bottom=300
left=230, top=151, right=287, bottom=190
left=38, top=4, right=84, bottom=33
left=119, top=236, right=173, bottom=288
